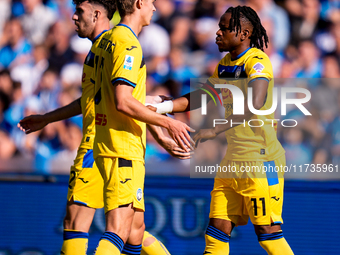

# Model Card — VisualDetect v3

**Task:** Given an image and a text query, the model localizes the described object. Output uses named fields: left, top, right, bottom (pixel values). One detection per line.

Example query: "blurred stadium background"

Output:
left=0, top=0, right=340, bottom=254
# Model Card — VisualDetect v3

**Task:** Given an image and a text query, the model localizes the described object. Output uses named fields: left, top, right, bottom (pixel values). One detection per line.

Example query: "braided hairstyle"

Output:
left=226, top=6, right=269, bottom=51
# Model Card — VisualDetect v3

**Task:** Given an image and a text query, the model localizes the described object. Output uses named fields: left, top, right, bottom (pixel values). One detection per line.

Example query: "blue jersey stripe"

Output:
left=264, top=160, right=279, bottom=186
left=82, top=149, right=94, bottom=168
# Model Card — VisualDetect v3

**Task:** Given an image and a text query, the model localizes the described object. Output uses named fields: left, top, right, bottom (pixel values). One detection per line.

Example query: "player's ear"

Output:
left=94, top=10, right=101, bottom=21
left=240, top=29, right=250, bottom=41
left=136, top=0, right=143, bottom=10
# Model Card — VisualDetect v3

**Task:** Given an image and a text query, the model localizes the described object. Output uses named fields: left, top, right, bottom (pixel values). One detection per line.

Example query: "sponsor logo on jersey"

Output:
left=235, top=66, right=242, bottom=78
left=120, top=178, right=131, bottom=184
left=253, top=62, right=265, bottom=73
left=79, top=178, right=89, bottom=183
left=137, top=188, right=143, bottom=201
left=124, top=55, right=134, bottom=70
left=126, top=46, right=137, bottom=51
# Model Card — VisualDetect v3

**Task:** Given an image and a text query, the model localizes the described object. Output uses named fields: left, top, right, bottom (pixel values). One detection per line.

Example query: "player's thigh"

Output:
left=95, top=157, right=145, bottom=213
left=209, top=177, right=246, bottom=226
left=67, top=148, right=104, bottom=209
left=243, top=157, right=285, bottom=225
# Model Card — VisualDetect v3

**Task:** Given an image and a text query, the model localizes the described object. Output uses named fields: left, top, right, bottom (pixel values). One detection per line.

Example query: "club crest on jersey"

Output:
left=235, top=66, right=242, bottom=78
left=137, top=188, right=143, bottom=201
left=253, top=62, right=264, bottom=73
left=124, top=55, right=134, bottom=70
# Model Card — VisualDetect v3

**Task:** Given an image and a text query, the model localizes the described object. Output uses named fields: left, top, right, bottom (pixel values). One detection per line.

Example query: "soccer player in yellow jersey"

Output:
left=155, top=5, right=294, bottom=255
left=90, top=0, right=193, bottom=254
left=18, top=1, right=187, bottom=255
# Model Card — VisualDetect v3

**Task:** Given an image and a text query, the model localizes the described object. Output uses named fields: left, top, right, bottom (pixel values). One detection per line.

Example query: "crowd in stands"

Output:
left=0, top=0, right=340, bottom=176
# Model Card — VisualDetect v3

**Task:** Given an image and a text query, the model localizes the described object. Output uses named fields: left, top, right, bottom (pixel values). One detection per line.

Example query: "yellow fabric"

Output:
left=209, top=155, right=285, bottom=226
left=80, top=31, right=107, bottom=149
left=61, top=236, right=88, bottom=255
left=140, top=231, right=171, bottom=255
left=67, top=148, right=103, bottom=208
left=204, top=233, right=230, bottom=255
left=208, top=47, right=285, bottom=161
left=111, top=10, right=121, bottom=27
left=91, top=25, right=146, bottom=161
left=95, top=157, right=145, bottom=213
left=95, top=239, right=121, bottom=255
left=259, top=237, right=294, bottom=255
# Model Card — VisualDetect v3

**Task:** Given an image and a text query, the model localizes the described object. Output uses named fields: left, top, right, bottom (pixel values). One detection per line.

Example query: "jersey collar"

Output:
left=116, top=24, right=138, bottom=39
left=231, top=47, right=251, bottom=61
left=92, top=30, right=108, bottom=43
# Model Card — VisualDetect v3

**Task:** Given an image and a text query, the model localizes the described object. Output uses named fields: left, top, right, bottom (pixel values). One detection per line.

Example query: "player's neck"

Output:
left=120, top=15, right=143, bottom=37
left=229, top=44, right=251, bottom=60
left=89, top=21, right=110, bottom=41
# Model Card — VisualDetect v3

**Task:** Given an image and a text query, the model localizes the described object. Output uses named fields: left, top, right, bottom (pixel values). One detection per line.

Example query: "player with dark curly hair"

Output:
left=153, top=5, right=295, bottom=255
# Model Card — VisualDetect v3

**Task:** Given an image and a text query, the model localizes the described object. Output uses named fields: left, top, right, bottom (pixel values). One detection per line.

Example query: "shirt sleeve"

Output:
left=111, top=42, right=143, bottom=88
left=245, top=53, right=273, bottom=81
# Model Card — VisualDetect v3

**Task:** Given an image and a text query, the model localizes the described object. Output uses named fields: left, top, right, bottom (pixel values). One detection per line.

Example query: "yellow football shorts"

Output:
left=67, top=148, right=104, bottom=209
left=209, top=154, right=286, bottom=226
left=95, top=157, right=145, bottom=213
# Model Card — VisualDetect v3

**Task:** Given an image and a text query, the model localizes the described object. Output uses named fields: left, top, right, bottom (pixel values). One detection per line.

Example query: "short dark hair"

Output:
left=114, top=0, right=136, bottom=18
left=226, top=6, right=269, bottom=51
left=72, top=0, right=115, bottom=20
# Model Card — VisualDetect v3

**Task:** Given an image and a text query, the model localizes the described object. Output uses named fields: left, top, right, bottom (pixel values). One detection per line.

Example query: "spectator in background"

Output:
left=289, top=0, right=330, bottom=46
left=35, top=68, right=60, bottom=112
left=0, top=0, right=11, bottom=37
left=246, top=0, right=290, bottom=53
left=282, top=127, right=314, bottom=171
left=10, top=44, right=49, bottom=97
left=295, top=40, right=323, bottom=81
left=46, top=21, right=74, bottom=73
left=139, top=22, right=171, bottom=83
left=0, top=18, right=31, bottom=69
left=20, top=0, right=57, bottom=45
left=168, top=45, right=199, bottom=95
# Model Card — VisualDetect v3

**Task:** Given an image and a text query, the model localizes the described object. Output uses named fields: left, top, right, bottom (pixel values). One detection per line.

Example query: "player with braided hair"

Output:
left=153, top=5, right=294, bottom=255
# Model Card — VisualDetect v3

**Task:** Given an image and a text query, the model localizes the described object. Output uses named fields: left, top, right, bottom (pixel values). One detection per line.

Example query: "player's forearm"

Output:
left=44, top=97, right=82, bottom=123
left=147, top=124, right=166, bottom=144
left=116, top=96, right=173, bottom=129
left=172, top=90, right=213, bottom=113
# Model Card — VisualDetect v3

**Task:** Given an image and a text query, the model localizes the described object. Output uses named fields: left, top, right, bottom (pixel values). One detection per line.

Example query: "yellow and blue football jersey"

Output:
left=91, top=24, right=147, bottom=161
left=79, top=30, right=108, bottom=149
left=209, top=47, right=285, bottom=161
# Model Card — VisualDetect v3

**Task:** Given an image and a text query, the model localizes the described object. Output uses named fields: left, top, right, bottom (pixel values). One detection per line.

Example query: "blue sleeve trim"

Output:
left=111, top=77, right=136, bottom=88
left=249, top=77, right=270, bottom=84
left=90, top=78, right=95, bottom=84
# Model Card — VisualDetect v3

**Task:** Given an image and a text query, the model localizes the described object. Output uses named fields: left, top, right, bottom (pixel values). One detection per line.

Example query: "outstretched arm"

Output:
left=193, top=79, right=269, bottom=146
left=18, top=97, right=82, bottom=134
left=147, top=124, right=191, bottom=159
left=114, top=82, right=194, bottom=151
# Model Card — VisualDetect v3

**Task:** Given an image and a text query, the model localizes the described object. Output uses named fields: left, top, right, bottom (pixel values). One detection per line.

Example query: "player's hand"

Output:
left=193, top=128, right=217, bottom=148
left=17, top=115, right=48, bottom=134
left=145, top=95, right=173, bottom=104
left=160, top=136, right=192, bottom=159
left=167, top=119, right=195, bottom=152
